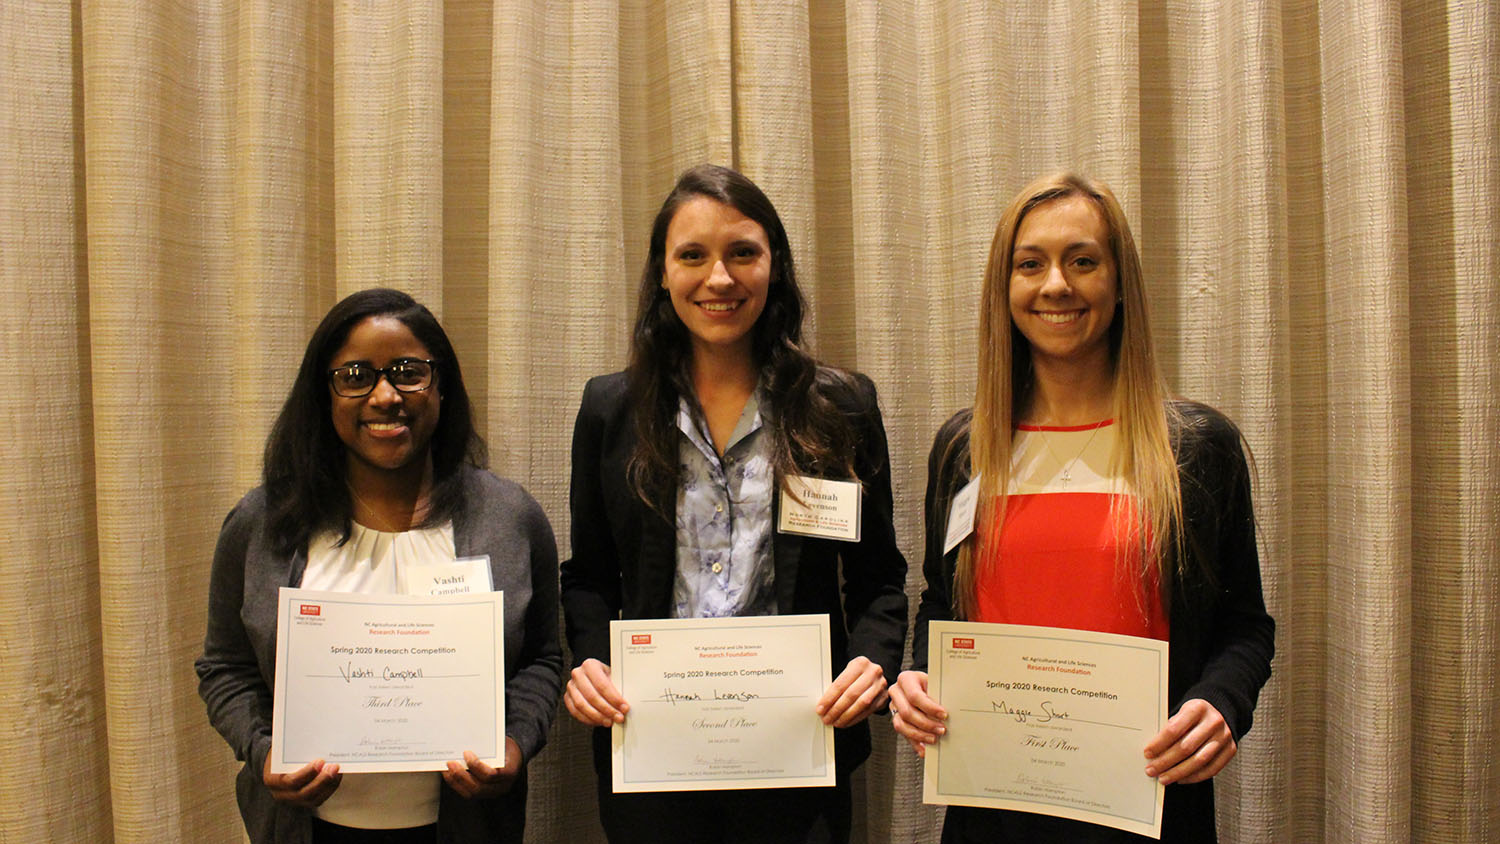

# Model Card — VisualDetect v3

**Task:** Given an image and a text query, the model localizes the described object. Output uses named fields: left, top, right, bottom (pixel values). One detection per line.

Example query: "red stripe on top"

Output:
left=1015, top=419, right=1116, bottom=433
left=974, top=492, right=1167, bottom=641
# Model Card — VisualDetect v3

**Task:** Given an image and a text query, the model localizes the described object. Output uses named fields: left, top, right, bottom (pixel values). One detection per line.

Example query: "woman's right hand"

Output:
left=564, top=658, right=630, bottom=727
left=262, top=755, right=341, bottom=807
left=888, top=670, right=947, bottom=758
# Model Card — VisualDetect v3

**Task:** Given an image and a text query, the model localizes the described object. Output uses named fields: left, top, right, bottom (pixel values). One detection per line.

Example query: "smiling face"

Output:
left=1008, top=194, right=1119, bottom=374
left=661, top=195, right=772, bottom=362
left=328, top=315, right=441, bottom=478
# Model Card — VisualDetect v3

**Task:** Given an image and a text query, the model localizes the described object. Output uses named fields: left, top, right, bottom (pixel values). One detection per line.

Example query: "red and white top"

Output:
left=973, top=420, right=1168, bottom=641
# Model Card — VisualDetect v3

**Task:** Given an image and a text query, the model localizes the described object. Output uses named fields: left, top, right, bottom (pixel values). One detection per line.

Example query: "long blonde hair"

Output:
left=952, top=171, right=1184, bottom=620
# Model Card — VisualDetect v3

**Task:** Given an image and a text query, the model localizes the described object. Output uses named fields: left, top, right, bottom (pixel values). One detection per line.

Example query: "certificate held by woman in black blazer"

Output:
left=560, top=164, right=908, bottom=844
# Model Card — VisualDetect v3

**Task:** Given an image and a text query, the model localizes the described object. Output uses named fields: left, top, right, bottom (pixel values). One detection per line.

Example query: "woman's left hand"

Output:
left=1143, top=698, right=1236, bottom=785
left=443, top=738, right=522, bottom=799
left=816, top=656, right=889, bottom=728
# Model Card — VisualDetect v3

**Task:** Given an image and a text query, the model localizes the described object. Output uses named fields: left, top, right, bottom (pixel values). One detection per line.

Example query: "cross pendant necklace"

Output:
left=1036, top=424, right=1103, bottom=489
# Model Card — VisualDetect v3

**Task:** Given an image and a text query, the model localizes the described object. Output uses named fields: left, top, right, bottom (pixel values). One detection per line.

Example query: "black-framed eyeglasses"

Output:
left=328, top=359, right=436, bottom=397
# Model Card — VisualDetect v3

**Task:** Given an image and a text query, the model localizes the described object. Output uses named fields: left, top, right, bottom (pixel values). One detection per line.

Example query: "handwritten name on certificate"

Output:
left=269, top=587, right=505, bottom=774
left=924, top=621, right=1168, bottom=839
left=609, top=615, right=836, bottom=792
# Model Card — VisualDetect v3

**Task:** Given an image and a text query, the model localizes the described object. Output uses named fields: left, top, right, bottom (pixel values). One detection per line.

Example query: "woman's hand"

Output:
left=1143, top=698, right=1237, bottom=785
left=262, top=756, right=341, bottom=808
left=816, top=656, right=889, bottom=728
left=564, top=658, right=630, bottom=727
left=443, top=739, right=522, bottom=799
left=888, top=670, right=947, bottom=757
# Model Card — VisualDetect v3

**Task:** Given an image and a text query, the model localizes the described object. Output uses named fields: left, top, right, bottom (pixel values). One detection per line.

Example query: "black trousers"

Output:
left=310, top=818, right=438, bottom=844
left=591, top=727, right=852, bottom=844
left=939, top=780, right=1220, bottom=844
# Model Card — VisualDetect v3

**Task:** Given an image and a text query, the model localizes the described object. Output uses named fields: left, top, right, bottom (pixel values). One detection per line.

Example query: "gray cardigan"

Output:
left=195, top=465, right=563, bottom=844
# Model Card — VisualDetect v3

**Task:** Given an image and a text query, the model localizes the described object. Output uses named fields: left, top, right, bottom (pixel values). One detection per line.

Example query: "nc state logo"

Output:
left=951, top=637, right=974, bottom=649
left=299, top=604, right=321, bottom=616
left=631, top=634, right=651, bottom=645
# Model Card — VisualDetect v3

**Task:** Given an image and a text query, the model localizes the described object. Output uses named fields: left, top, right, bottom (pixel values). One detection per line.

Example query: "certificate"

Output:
left=609, top=615, right=836, bottom=792
left=269, top=587, right=505, bottom=774
left=924, top=621, right=1167, bottom=838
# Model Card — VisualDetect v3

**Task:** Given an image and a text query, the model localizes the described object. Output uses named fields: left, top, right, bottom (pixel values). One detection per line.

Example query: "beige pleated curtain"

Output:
left=2, top=0, right=1496, bottom=841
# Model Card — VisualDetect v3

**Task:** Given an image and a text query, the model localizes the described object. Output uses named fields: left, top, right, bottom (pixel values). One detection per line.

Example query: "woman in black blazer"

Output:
left=560, top=164, right=908, bottom=844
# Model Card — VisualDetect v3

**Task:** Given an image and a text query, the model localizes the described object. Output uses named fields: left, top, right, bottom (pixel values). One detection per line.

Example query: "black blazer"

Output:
left=560, top=369, right=909, bottom=773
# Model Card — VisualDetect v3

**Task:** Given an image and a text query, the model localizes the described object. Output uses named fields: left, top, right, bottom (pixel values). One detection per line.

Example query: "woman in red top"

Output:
left=889, top=172, right=1274, bottom=843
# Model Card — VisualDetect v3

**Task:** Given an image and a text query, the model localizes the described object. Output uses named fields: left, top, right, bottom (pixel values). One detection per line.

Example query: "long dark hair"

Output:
left=262, top=288, right=486, bottom=556
left=627, top=164, right=856, bottom=509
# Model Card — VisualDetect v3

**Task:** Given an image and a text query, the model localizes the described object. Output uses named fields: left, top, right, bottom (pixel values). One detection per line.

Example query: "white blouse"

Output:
left=300, top=521, right=455, bottom=830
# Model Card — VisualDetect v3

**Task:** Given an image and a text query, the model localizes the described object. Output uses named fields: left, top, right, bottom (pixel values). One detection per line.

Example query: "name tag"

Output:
left=777, top=476, right=861, bottom=542
left=943, top=475, right=982, bottom=554
left=402, top=555, right=494, bottom=597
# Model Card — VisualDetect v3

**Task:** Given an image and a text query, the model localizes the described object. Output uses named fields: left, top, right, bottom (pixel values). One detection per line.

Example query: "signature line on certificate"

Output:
left=1057, top=717, right=1140, bottom=730
left=306, top=673, right=483, bottom=680
left=643, top=690, right=807, bottom=704
left=959, top=708, right=1138, bottom=731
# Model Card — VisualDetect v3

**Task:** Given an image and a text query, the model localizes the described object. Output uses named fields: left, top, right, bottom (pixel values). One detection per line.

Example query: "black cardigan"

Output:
left=911, top=401, right=1274, bottom=842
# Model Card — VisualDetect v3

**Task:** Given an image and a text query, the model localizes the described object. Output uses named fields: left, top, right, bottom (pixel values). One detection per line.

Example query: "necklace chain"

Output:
left=1034, top=423, right=1103, bottom=489
left=346, top=484, right=426, bottom=532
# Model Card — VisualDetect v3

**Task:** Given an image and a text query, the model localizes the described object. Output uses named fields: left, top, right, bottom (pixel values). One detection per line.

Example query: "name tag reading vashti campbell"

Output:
left=401, top=555, right=494, bottom=597
left=777, top=476, right=861, bottom=542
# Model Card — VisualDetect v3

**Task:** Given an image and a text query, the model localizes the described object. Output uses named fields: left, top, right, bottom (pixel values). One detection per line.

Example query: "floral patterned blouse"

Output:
left=671, top=389, right=777, bottom=619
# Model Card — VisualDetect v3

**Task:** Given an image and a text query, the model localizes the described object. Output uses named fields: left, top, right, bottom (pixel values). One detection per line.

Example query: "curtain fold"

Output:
left=1279, top=1, right=1333, bottom=840
left=0, top=1, right=111, bottom=840
left=82, top=0, right=241, bottom=839
left=1318, top=1, right=1413, bottom=841
left=233, top=0, right=335, bottom=477
left=333, top=0, right=443, bottom=299
left=1405, top=3, right=1499, bottom=842
left=1, top=1, right=1494, bottom=841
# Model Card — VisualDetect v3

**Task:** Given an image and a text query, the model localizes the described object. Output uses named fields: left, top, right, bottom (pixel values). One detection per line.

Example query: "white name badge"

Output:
left=943, top=474, right=982, bottom=555
left=402, top=555, right=494, bottom=597
left=777, top=476, right=861, bottom=542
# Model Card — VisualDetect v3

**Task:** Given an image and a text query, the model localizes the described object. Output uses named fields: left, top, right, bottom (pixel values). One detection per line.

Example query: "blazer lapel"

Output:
left=636, top=495, right=679, bottom=619
left=772, top=486, right=803, bottom=614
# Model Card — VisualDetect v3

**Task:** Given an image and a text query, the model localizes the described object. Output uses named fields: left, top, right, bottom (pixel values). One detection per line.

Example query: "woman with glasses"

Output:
left=196, top=288, right=563, bottom=844
left=560, top=164, right=909, bottom=843
left=888, top=173, right=1274, bottom=843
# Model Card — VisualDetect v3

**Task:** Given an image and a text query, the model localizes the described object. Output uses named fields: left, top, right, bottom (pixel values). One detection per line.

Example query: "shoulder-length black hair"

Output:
left=262, top=287, right=486, bottom=556
left=627, top=163, right=856, bottom=508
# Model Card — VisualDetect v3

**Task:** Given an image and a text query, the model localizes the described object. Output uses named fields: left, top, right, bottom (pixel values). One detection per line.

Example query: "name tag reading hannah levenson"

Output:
left=777, top=475, right=861, bottom=542
left=269, top=587, right=505, bottom=774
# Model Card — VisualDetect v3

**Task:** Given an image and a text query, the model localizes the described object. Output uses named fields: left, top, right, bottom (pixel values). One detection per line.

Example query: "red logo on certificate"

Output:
left=631, top=634, right=652, bottom=645
left=299, top=604, right=321, bottom=616
left=951, top=637, right=974, bottom=649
